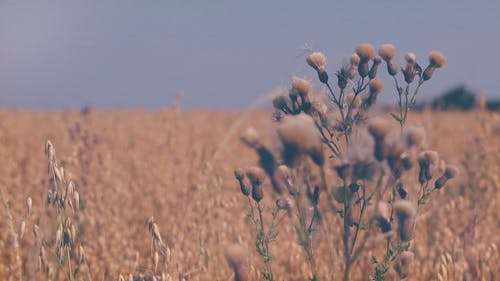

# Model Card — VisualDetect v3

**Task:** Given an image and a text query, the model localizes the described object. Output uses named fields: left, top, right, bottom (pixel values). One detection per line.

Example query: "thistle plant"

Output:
left=232, top=43, right=457, bottom=281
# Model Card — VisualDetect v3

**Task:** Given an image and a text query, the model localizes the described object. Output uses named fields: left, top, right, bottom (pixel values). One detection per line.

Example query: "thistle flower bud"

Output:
left=378, top=44, right=397, bottom=61
left=291, top=77, right=312, bottom=112
left=355, top=43, right=376, bottom=62
left=337, top=67, right=350, bottom=90
left=355, top=43, right=376, bottom=78
left=240, top=127, right=261, bottom=149
left=394, top=251, right=414, bottom=279
left=403, top=64, right=417, bottom=84
left=246, top=167, right=266, bottom=187
left=234, top=169, right=250, bottom=196
left=423, top=51, right=447, bottom=80
left=345, top=93, right=362, bottom=109
left=224, top=244, right=248, bottom=281
left=277, top=114, right=323, bottom=167
left=393, top=200, right=416, bottom=242
left=307, top=52, right=328, bottom=83
left=434, top=164, right=460, bottom=189
left=368, top=79, right=385, bottom=95
left=405, top=126, right=426, bottom=148
left=350, top=53, right=361, bottom=66
left=369, top=57, right=382, bottom=79
left=387, top=60, right=398, bottom=76
left=272, top=95, right=293, bottom=114
left=428, top=51, right=447, bottom=68
left=418, top=151, right=439, bottom=184
left=404, top=53, right=417, bottom=65
left=368, top=117, right=390, bottom=139
left=374, top=202, right=391, bottom=233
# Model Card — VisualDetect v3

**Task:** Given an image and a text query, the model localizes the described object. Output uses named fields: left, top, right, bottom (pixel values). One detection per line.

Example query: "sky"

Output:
left=0, top=1, right=499, bottom=109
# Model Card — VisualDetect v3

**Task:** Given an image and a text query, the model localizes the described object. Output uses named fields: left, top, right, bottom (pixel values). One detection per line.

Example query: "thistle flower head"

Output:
left=374, top=202, right=392, bottom=233
left=350, top=53, right=361, bottom=66
left=394, top=251, right=414, bottom=279
left=405, top=126, right=426, bottom=147
left=276, top=198, right=293, bottom=211
left=368, top=79, right=385, bottom=95
left=345, top=92, right=362, bottom=108
left=246, top=166, right=266, bottom=187
left=378, top=44, right=397, bottom=61
left=428, top=51, right=447, bottom=68
left=355, top=43, right=376, bottom=62
left=290, top=76, right=311, bottom=97
left=368, top=117, right=390, bottom=139
left=240, top=127, right=261, bottom=149
left=393, top=200, right=416, bottom=242
left=277, top=113, right=323, bottom=166
left=444, top=164, right=460, bottom=179
left=405, top=52, right=417, bottom=65
left=306, top=52, right=327, bottom=72
left=234, top=168, right=245, bottom=180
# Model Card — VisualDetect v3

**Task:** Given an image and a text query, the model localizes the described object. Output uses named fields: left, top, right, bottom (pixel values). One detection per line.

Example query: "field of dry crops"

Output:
left=0, top=108, right=499, bottom=281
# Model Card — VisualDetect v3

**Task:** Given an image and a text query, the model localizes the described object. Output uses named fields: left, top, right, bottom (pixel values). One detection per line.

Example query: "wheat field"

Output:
left=0, top=108, right=499, bottom=281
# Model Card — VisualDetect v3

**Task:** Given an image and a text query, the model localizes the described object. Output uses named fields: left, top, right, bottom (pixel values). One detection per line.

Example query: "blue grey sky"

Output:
left=0, top=1, right=499, bottom=109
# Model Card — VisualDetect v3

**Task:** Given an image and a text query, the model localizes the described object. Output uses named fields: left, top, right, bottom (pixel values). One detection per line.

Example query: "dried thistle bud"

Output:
left=234, top=168, right=245, bottom=181
left=368, top=117, right=390, bottom=139
left=345, top=93, right=362, bottom=109
left=423, top=51, right=447, bottom=81
left=378, top=44, right=397, bottom=61
left=374, top=202, right=391, bottom=233
left=355, top=43, right=376, bottom=62
left=418, top=151, right=439, bottom=183
left=252, top=184, right=264, bottom=202
left=355, top=43, right=376, bottom=77
left=350, top=53, right=361, bottom=66
left=306, top=52, right=327, bottom=73
left=368, top=79, right=385, bottom=95
left=435, top=164, right=460, bottom=189
left=246, top=167, right=266, bottom=187
left=405, top=126, right=426, bottom=147
left=403, top=64, right=417, bottom=84
left=290, top=76, right=311, bottom=97
left=276, top=198, right=293, bottom=211
left=393, top=200, right=416, bottom=242
left=277, top=114, right=323, bottom=167
left=394, top=251, right=414, bottom=279
left=404, top=53, right=417, bottom=65
left=272, top=95, right=292, bottom=113
left=428, top=51, right=447, bottom=68
left=307, top=52, right=328, bottom=83
left=369, top=57, right=382, bottom=79
left=240, top=127, right=261, bottom=149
